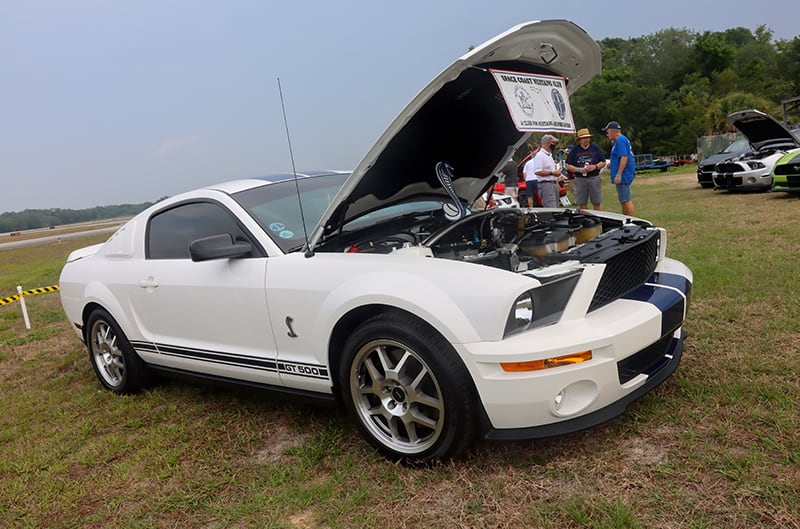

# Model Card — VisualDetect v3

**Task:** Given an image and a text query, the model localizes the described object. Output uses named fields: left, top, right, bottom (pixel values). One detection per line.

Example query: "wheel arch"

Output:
left=81, top=301, right=106, bottom=342
left=330, top=304, right=490, bottom=460
left=77, top=282, right=137, bottom=343
left=327, top=304, right=484, bottom=416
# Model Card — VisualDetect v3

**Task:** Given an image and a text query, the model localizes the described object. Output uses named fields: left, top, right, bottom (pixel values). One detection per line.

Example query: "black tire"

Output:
left=85, top=308, right=147, bottom=394
left=339, top=312, right=477, bottom=463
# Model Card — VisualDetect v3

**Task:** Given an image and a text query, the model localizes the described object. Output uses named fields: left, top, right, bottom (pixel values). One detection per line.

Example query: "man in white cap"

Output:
left=531, top=134, right=562, bottom=208
left=565, top=128, right=606, bottom=210
left=602, top=121, right=636, bottom=216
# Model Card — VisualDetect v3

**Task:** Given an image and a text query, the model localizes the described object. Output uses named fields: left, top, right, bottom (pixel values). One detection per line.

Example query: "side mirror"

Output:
left=189, top=234, right=252, bottom=262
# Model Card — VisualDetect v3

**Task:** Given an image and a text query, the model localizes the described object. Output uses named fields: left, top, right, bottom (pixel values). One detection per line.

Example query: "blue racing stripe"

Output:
left=624, top=283, right=686, bottom=336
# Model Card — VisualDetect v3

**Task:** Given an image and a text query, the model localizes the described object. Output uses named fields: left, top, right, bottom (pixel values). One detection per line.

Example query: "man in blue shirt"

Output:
left=602, top=121, right=636, bottom=216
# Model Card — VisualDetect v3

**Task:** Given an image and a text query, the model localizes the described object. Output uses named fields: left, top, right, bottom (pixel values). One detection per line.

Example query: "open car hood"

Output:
left=313, top=20, right=601, bottom=245
left=726, top=109, right=800, bottom=151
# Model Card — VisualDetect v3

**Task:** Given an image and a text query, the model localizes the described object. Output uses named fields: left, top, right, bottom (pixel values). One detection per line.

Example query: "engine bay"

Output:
left=325, top=207, right=658, bottom=274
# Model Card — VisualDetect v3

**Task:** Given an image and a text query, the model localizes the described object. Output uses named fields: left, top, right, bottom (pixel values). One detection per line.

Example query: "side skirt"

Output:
left=147, top=365, right=337, bottom=407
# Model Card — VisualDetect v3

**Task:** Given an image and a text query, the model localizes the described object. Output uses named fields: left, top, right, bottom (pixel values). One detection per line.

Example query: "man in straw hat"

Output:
left=565, top=127, right=606, bottom=210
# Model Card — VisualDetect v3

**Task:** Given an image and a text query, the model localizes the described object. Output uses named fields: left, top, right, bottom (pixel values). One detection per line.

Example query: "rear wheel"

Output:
left=85, top=308, right=147, bottom=394
left=339, top=312, right=477, bottom=462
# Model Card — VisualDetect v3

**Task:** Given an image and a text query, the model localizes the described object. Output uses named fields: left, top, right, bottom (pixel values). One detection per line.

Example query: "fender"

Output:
left=265, top=252, right=538, bottom=367
left=79, top=280, right=143, bottom=342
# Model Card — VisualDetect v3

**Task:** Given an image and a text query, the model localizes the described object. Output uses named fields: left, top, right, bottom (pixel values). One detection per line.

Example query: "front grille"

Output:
left=617, top=333, right=674, bottom=384
left=715, top=162, right=741, bottom=173
left=713, top=173, right=743, bottom=187
left=589, top=230, right=659, bottom=312
left=774, top=154, right=800, bottom=175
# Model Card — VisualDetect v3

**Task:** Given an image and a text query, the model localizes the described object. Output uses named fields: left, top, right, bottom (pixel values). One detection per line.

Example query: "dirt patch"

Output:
left=252, top=424, right=310, bottom=465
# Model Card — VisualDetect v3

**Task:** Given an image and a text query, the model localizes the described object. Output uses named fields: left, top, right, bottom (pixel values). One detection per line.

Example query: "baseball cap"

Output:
left=601, top=121, right=621, bottom=131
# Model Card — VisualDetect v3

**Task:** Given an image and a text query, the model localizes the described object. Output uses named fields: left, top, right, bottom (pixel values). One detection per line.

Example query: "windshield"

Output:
left=343, top=201, right=442, bottom=231
left=233, top=172, right=349, bottom=253
left=721, top=138, right=750, bottom=154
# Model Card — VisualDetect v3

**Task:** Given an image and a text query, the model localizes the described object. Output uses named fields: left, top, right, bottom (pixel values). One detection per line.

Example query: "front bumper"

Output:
left=712, top=167, right=772, bottom=190
left=770, top=175, right=800, bottom=193
left=482, top=329, right=685, bottom=441
left=457, top=260, right=691, bottom=440
left=697, top=166, right=714, bottom=186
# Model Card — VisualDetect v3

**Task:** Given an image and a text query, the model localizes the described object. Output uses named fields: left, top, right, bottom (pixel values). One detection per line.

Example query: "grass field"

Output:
left=1, top=166, right=799, bottom=529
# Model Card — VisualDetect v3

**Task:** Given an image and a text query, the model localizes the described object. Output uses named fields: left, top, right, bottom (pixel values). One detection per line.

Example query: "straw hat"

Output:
left=576, top=128, right=592, bottom=140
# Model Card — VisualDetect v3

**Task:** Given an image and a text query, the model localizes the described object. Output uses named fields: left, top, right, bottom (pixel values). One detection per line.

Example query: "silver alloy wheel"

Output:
left=349, top=338, right=445, bottom=454
left=90, top=319, right=125, bottom=388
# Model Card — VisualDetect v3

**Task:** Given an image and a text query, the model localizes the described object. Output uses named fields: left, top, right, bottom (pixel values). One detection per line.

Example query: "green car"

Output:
left=771, top=147, right=800, bottom=194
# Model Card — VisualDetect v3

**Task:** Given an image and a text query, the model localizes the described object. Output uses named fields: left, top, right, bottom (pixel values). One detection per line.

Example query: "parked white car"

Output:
left=712, top=109, right=800, bottom=191
left=60, top=20, right=692, bottom=462
left=491, top=192, right=519, bottom=208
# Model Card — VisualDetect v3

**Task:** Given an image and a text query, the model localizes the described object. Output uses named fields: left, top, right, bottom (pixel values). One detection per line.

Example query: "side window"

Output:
left=147, top=201, right=256, bottom=259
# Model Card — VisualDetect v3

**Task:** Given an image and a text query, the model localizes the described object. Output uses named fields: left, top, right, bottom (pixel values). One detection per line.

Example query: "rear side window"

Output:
left=146, top=201, right=256, bottom=259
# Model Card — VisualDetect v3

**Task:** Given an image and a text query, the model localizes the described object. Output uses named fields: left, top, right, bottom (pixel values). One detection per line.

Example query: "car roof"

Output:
left=205, top=171, right=350, bottom=195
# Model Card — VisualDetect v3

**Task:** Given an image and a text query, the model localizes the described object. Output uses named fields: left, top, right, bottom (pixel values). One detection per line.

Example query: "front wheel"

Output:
left=339, top=313, right=477, bottom=463
left=85, top=308, right=147, bottom=394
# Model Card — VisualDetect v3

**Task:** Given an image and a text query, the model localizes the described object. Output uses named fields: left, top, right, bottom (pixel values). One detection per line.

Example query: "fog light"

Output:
left=551, top=380, right=599, bottom=417
left=554, top=390, right=565, bottom=411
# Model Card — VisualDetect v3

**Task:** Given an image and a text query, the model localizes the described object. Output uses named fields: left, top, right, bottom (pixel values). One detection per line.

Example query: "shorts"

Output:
left=538, top=180, right=560, bottom=208
left=574, top=176, right=602, bottom=206
left=525, top=180, right=540, bottom=206
left=615, top=183, right=632, bottom=203
left=505, top=186, right=518, bottom=199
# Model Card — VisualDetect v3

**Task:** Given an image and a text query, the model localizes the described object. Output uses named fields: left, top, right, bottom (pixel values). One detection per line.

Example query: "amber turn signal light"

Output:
left=501, top=350, right=592, bottom=372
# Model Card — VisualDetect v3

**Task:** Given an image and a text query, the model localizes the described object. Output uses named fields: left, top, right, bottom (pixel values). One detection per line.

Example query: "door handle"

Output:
left=139, top=278, right=159, bottom=288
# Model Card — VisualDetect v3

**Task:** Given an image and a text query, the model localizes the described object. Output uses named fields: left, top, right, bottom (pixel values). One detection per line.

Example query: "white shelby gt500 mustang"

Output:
left=60, top=20, right=692, bottom=462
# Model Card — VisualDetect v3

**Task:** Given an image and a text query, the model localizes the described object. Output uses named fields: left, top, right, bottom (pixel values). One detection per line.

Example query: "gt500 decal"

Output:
left=146, top=342, right=329, bottom=381
left=278, top=362, right=329, bottom=379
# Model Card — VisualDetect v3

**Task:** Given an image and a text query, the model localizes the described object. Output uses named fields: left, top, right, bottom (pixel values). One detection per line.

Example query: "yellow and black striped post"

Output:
left=0, top=285, right=61, bottom=329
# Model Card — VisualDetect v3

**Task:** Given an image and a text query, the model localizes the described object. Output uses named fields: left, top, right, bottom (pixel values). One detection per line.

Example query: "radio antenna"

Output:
left=277, top=77, right=313, bottom=258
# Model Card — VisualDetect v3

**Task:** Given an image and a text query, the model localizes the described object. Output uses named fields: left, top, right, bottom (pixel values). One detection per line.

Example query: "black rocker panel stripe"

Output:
left=132, top=342, right=329, bottom=380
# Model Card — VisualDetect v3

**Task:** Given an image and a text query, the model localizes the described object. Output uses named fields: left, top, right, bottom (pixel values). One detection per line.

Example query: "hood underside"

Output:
left=726, top=109, right=800, bottom=151
left=315, top=20, right=601, bottom=244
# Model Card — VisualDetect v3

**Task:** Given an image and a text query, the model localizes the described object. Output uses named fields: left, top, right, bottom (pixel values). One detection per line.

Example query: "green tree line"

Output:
left=0, top=202, right=156, bottom=232
left=569, top=25, right=800, bottom=155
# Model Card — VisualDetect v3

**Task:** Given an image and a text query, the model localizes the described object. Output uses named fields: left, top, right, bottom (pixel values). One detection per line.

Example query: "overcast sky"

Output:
left=2, top=0, right=797, bottom=213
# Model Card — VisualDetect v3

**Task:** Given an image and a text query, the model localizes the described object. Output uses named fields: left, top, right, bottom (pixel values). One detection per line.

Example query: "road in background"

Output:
left=0, top=222, right=123, bottom=251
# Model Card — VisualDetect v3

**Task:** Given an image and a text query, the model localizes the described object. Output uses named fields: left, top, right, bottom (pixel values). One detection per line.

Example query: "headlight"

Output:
left=505, top=292, right=534, bottom=335
left=746, top=161, right=765, bottom=170
left=504, top=271, right=581, bottom=337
